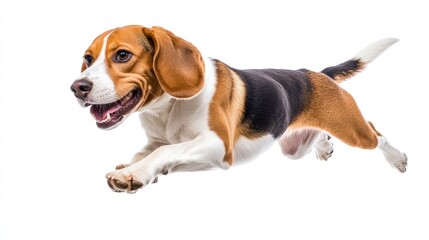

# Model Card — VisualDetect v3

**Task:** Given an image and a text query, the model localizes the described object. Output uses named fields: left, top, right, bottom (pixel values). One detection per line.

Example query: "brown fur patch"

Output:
left=143, top=26, right=205, bottom=99
left=368, top=121, right=383, bottom=137
left=107, top=26, right=163, bottom=102
left=85, top=26, right=164, bottom=109
left=290, top=71, right=379, bottom=149
left=208, top=61, right=247, bottom=165
left=239, top=122, right=267, bottom=139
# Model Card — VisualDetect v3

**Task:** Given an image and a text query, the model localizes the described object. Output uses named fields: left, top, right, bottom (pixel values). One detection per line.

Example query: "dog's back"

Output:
left=232, top=67, right=312, bottom=138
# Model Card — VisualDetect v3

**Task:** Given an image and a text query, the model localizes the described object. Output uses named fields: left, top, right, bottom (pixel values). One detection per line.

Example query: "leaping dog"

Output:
left=70, top=25, right=407, bottom=193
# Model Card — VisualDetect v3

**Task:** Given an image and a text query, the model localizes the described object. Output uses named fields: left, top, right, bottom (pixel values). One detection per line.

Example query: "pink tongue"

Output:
left=90, top=104, right=122, bottom=122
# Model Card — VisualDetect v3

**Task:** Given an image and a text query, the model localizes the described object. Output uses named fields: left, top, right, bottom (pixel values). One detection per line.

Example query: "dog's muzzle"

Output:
left=70, top=79, right=92, bottom=101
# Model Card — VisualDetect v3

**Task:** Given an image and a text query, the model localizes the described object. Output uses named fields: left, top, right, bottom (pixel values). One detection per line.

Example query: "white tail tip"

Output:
left=354, top=38, right=399, bottom=64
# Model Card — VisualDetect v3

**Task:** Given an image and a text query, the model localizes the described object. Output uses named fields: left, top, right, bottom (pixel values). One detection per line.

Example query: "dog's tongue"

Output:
left=90, top=104, right=122, bottom=122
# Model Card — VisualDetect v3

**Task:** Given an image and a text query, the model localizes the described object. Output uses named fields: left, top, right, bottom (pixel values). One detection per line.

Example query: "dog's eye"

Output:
left=114, top=50, right=132, bottom=63
left=83, top=54, right=93, bottom=67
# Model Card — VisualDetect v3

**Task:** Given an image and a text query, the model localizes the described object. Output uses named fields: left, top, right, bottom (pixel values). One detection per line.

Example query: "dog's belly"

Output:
left=232, top=135, right=275, bottom=165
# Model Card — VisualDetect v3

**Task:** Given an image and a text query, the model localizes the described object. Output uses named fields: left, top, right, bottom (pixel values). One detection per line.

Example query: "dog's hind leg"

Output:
left=369, top=122, right=408, bottom=172
left=313, top=132, right=334, bottom=161
left=294, top=71, right=407, bottom=172
left=279, top=129, right=334, bottom=160
left=279, top=128, right=321, bottom=160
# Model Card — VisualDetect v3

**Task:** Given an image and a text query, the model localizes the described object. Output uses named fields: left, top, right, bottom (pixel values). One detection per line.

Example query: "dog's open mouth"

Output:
left=89, top=89, right=142, bottom=129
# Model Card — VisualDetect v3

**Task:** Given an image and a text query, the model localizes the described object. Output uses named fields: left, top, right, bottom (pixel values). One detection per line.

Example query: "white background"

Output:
left=1, top=0, right=428, bottom=239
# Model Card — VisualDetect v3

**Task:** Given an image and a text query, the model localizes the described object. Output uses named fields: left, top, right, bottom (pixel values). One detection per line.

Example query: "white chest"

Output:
left=139, top=93, right=212, bottom=144
left=138, top=57, right=218, bottom=144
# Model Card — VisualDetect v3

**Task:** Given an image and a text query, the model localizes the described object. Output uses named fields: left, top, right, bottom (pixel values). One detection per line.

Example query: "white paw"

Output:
left=105, top=165, right=156, bottom=193
left=379, top=138, right=408, bottom=173
left=386, top=152, right=408, bottom=173
left=314, top=134, right=334, bottom=161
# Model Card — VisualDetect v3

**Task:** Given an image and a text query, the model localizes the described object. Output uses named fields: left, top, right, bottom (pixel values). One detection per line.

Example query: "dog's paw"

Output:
left=314, top=134, right=334, bottom=161
left=105, top=167, right=154, bottom=193
left=379, top=137, right=408, bottom=173
left=389, top=153, right=408, bottom=173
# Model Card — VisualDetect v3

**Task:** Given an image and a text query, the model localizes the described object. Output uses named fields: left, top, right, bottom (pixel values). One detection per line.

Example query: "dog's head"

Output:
left=70, top=25, right=205, bottom=129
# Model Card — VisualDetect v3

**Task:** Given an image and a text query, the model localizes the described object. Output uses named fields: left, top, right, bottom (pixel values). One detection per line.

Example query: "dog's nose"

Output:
left=70, top=79, right=93, bottom=100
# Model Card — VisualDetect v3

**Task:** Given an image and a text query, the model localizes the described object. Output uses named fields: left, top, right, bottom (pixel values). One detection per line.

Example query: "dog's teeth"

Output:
left=123, top=92, right=133, bottom=102
left=97, top=113, right=111, bottom=123
left=103, top=113, right=111, bottom=123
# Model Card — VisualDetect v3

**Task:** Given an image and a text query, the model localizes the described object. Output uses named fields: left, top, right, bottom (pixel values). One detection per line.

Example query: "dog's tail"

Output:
left=321, top=38, right=399, bottom=83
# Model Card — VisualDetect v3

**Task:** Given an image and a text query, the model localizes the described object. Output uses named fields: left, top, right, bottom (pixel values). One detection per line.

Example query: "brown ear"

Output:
left=143, top=26, right=205, bottom=99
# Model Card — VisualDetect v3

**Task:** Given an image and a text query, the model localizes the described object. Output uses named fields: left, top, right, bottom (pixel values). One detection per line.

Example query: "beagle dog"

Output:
left=71, top=25, right=407, bottom=193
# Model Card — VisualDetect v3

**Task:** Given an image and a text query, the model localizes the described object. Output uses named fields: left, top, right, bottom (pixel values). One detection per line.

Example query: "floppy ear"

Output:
left=143, top=26, right=205, bottom=99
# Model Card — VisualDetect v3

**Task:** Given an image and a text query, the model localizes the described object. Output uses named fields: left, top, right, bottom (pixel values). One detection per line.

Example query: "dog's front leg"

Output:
left=115, top=141, right=165, bottom=170
left=106, top=132, right=228, bottom=193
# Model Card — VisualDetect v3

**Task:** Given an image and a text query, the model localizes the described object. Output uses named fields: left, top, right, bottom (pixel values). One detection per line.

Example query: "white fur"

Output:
left=138, top=56, right=217, bottom=144
left=278, top=129, right=334, bottom=161
left=106, top=131, right=228, bottom=193
left=354, top=38, right=399, bottom=64
left=377, top=136, right=407, bottom=173
left=106, top=58, right=230, bottom=192
left=233, top=135, right=275, bottom=165
left=279, top=129, right=321, bottom=160
left=77, top=32, right=118, bottom=105
left=313, top=133, right=334, bottom=161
